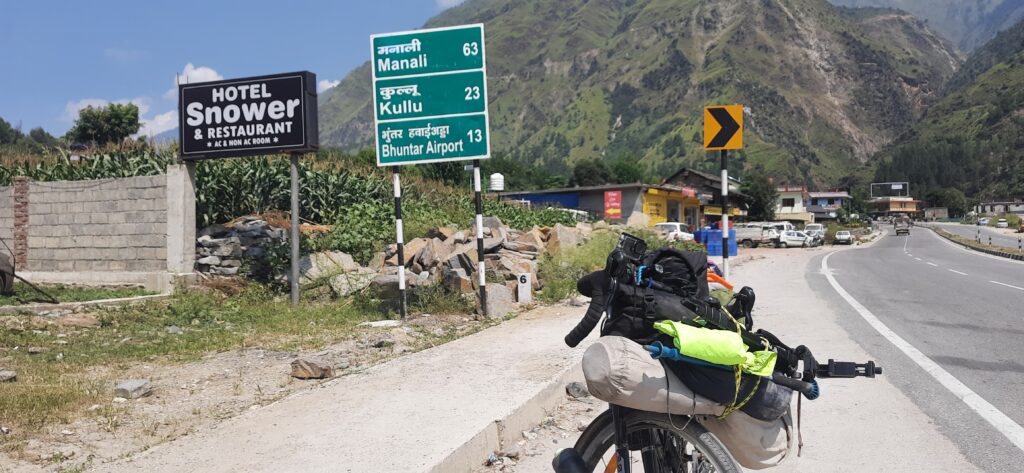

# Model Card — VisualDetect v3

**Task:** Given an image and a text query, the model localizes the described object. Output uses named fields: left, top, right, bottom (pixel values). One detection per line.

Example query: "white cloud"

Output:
left=437, top=0, right=466, bottom=8
left=138, top=110, right=178, bottom=137
left=317, top=79, right=340, bottom=93
left=164, top=63, right=224, bottom=100
left=62, top=97, right=151, bottom=122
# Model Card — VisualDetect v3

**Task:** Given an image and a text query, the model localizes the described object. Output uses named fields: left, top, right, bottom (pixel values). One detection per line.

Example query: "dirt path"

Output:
left=0, top=311, right=498, bottom=473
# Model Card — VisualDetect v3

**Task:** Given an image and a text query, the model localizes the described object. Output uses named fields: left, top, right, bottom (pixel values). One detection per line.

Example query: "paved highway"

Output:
left=811, top=228, right=1024, bottom=471
left=932, top=221, right=1023, bottom=250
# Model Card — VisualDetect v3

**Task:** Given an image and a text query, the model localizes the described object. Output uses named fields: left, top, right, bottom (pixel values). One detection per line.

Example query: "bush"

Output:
left=538, top=229, right=707, bottom=303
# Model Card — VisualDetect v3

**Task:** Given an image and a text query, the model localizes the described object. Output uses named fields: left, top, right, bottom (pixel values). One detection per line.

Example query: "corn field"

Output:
left=0, top=150, right=574, bottom=234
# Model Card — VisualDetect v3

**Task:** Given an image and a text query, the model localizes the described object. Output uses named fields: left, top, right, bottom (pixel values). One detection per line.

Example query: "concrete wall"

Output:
left=0, top=186, right=12, bottom=249
left=26, top=176, right=168, bottom=272
left=0, top=166, right=196, bottom=291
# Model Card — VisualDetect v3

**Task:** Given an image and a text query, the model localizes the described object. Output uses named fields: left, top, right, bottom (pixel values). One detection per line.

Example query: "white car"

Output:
left=778, top=230, right=812, bottom=248
left=654, top=222, right=694, bottom=242
left=834, top=230, right=853, bottom=245
left=996, top=219, right=1008, bottom=228
left=978, top=217, right=990, bottom=226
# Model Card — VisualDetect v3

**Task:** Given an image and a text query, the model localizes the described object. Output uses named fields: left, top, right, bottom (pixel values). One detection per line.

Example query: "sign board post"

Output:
left=704, top=105, right=743, bottom=280
left=178, top=71, right=318, bottom=305
left=371, top=24, right=491, bottom=318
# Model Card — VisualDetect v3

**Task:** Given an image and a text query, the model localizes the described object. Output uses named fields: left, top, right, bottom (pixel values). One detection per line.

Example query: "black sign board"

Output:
left=178, top=71, right=319, bottom=160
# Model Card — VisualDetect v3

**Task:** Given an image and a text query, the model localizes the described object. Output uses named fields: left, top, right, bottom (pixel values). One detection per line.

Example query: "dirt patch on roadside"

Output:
left=0, top=311, right=501, bottom=473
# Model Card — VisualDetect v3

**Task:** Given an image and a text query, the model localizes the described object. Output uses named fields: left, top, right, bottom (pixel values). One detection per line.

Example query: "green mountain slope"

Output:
left=875, top=20, right=1024, bottom=199
left=829, top=0, right=1024, bottom=52
left=320, top=0, right=960, bottom=188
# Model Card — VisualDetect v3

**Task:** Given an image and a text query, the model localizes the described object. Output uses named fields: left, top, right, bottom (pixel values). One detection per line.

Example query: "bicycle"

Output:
left=551, top=233, right=881, bottom=473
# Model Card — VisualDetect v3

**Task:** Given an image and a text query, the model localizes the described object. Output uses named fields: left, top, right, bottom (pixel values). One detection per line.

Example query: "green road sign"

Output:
left=372, top=24, right=489, bottom=166
left=374, top=70, right=485, bottom=121
left=372, top=26, right=483, bottom=78
left=377, top=115, right=488, bottom=166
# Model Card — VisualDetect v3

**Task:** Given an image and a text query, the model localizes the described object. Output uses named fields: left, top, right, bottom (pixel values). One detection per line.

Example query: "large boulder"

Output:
left=545, top=224, right=579, bottom=253
left=369, top=274, right=402, bottom=299
left=443, top=268, right=474, bottom=294
left=300, top=251, right=360, bottom=284
left=329, top=268, right=377, bottom=297
left=415, top=238, right=452, bottom=269
left=480, top=283, right=515, bottom=319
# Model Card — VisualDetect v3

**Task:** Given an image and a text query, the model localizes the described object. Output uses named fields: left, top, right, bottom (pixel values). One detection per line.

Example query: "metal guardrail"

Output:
left=924, top=225, right=1024, bottom=261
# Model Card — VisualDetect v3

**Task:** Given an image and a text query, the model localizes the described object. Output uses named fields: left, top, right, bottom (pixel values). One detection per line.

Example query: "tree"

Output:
left=570, top=158, right=612, bottom=186
left=924, top=187, right=968, bottom=217
left=740, top=173, right=778, bottom=221
left=28, top=127, right=58, bottom=148
left=67, top=103, right=141, bottom=145
left=0, top=117, right=24, bottom=145
left=609, top=156, right=644, bottom=184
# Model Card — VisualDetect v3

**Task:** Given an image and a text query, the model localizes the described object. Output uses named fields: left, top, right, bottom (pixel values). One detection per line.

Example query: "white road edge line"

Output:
left=928, top=225, right=1024, bottom=266
left=927, top=262, right=938, bottom=267
left=822, top=252, right=1024, bottom=452
left=948, top=269, right=967, bottom=276
left=990, top=280, right=1024, bottom=291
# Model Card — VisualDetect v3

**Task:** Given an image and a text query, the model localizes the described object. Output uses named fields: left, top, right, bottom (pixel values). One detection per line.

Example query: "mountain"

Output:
left=320, top=0, right=961, bottom=188
left=829, top=0, right=1024, bottom=52
left=874, top=20, right=1024, bottom=199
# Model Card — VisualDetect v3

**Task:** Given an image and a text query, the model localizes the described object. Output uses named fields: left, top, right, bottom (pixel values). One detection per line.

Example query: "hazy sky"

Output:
left=0, top=0, right=466, bottom=137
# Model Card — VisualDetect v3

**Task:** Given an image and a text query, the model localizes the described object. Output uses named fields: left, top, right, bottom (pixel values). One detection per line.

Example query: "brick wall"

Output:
left=0, top=185, right=12, bottom=251
left=25, top=175, right=169, bottom=272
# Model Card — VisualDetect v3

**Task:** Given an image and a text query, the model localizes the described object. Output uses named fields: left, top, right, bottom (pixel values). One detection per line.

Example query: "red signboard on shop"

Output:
left=604, top=191, right=622, bottom=220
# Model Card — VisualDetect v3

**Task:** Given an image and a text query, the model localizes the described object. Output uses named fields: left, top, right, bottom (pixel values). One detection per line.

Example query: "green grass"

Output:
left=0, top=281, right=478, bottom=455
left=537, top=228, right=706, bottom=303
left=0, top=283, right=155, bottom=306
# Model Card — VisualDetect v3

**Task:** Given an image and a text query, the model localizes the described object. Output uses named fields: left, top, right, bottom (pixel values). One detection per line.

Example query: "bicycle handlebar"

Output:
left=564, top=296, right=605, bottom=348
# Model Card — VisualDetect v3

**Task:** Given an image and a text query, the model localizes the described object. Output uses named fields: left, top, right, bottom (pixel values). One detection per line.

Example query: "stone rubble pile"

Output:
left=196, top=216, right=287, bottom=276
left=196, top=215, right=597, bottom=317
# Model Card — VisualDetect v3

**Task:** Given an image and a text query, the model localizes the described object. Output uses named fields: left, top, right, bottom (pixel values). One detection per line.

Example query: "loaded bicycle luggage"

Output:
left=552, top=233, right=881, bottom=473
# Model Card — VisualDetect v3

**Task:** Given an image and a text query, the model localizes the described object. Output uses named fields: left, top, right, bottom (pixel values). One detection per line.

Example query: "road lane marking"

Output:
left=915, top=257, right=922, bottom=261
left=948, top=269, right=967, bottom=276
left=990, top=280, right=1024, bottom=291
left=822, top=252, right=1024, bottom=452
left=927, top=262, right=938, bottom=267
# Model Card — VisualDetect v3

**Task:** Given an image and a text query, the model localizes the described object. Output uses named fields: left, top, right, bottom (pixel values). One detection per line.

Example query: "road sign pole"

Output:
left=473, top=159, right=488, bottom=318
left=393, top=167, right=408, bottom=320
left=720, top=149, right=729, bottom=280
left=289, top=154, right=301, bottom=306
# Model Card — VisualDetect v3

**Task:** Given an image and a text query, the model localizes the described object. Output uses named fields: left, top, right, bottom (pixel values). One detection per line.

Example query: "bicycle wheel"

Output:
left=574, top=409, right=740, bottom=473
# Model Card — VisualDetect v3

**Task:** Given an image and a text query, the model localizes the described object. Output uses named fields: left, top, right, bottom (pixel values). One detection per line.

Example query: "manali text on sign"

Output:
left=178, top=71, right=319, bottom=160
left=371, top=24, right=490, bottom=166
left=604, top=191, right=622, bottom=220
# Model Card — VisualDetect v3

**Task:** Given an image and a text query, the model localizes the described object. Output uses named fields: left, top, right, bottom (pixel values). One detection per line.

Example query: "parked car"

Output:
left=734, top=223, right=775, bottom=248
left=803, top=223, right=825, bottom=245
left=978, top=217, right=990, bottom=226
left=996, top=218, right=1008, bottom=228
left=834, top=230, right=853, bottom=245
left=778, top=230, right=812, bottom=248
left=654, top=222, right=694, bottom=242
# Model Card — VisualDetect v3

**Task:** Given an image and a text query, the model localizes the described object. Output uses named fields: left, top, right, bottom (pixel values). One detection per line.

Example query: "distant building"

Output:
left=775, top=185, right=814, bottom=223
left=808, top=191, right=851, bottom=210
left=497, top=167, right=750, bottom=230
left=870, top=196, right=922, bottom=217
left=975, top=199, right=1024, bottom=215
